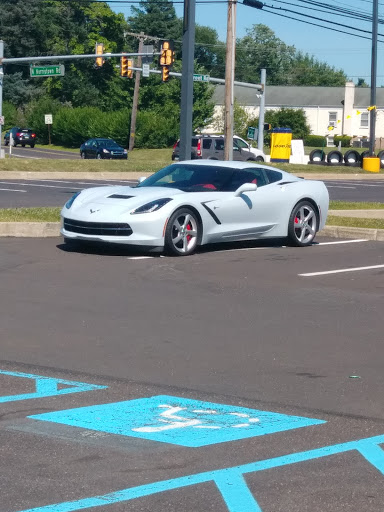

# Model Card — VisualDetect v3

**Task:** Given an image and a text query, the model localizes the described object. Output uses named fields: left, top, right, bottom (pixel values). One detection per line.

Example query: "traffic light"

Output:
left=95, top=43, right=104, bottom=67
left=263, top=123, right=272, bottom=131
left=120, top=56, right=133, bottom=78
left=159, top=40, right=175, bottom=82
left=162, top=66, right=170, bottom=83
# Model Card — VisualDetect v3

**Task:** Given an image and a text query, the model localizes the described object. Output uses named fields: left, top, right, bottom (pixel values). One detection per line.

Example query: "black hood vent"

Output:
left=108, top=194, right=135, bottom=199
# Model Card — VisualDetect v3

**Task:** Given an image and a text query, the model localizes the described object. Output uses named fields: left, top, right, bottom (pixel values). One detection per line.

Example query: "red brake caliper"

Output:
left=186, top=223, right=192, bottom=241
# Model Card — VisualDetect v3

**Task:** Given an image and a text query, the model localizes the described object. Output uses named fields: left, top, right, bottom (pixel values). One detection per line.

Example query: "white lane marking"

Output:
left=214, top=246, right=286, bottom=253
left=326, top=185, right=356, bottom=189
left=0, top=188, right=27, bottom=192
left=299, top=264, right=384, bottom=277
left=10, top=155, right=40, bottom=160
left=0, top=181, right=83, bottom=190
left=316, top=239, right=368, bottom=245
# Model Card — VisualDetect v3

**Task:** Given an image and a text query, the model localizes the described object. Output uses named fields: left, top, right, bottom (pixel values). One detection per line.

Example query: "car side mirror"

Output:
left=138, top=176, right=147, bottom=183
left=233, top=146, right=240, bottom=152
left=234, top=182, right=257, bottom=197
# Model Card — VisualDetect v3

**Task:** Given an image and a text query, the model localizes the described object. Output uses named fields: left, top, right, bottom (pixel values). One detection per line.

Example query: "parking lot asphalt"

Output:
left=1, top=236, right=384, bottom=512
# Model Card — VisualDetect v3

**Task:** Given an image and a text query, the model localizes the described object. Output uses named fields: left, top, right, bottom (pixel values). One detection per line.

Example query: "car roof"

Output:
left=172, top=159, right=298, bottom=179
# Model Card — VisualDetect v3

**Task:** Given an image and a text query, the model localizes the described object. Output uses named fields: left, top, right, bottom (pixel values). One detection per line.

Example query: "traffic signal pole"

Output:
left=179, top=0, right=196, bottom=162
left=0, top=41, right=3, bottom=159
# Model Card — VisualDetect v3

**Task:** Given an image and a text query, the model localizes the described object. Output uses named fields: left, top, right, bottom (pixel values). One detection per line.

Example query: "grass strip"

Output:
left=0, top=207, right=61, bottom=222
left=329, top=201, right=384, bottom=209
left=326, top=216, right=384, bottom=230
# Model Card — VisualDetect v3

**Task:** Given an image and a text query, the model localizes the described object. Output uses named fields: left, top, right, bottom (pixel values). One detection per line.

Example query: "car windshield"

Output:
left=136, top=164, right=266, bottom=192
left=98, top=139, right=119, bottom=148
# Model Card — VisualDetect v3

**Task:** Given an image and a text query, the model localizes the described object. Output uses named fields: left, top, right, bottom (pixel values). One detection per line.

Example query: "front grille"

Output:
left=64, top=218, right=132, bottom=237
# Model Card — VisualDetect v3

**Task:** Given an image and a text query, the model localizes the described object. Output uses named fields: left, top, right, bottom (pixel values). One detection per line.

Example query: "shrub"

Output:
left=334, top=135, right=352, bottom=147
left=304, top=135, right=327, bottom=147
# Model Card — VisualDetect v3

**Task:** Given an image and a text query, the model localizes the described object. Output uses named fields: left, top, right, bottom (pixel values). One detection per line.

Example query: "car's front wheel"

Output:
left=287, top=201, right=318, bottom=247
left=255, top=155, right=264, bottom=162
left=80, top=152, right=86, bottom=159
left=164, top=208, right=200, bottom=256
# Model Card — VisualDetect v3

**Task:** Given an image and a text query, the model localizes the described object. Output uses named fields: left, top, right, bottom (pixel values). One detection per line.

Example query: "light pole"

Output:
left=224, top=0, right=263, bottom=160
left=0, top=40, right=4, bottom=159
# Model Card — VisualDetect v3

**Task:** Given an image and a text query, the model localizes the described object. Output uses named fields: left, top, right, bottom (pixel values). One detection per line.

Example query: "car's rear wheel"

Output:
left=4, top=140, right=8, bottom=146
left=255, top=156, right=264, bottom=162
left=287, top=201, right=317, bottom=247
left=30, top=144, right=35, bottom=148
left=164, top=208, right=200, bottom=256
left=22, top=144, right=25, bottom=147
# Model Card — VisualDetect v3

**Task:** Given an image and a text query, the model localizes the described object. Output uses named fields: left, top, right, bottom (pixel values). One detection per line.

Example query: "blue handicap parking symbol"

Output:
left=29, top=395, right=325, bottom=447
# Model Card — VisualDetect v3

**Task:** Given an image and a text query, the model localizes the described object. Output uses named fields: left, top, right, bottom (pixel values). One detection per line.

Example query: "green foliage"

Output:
left=236, top=24, right=347, bottom=86
left=25, top=97, right=63, bottom=143
left=304, top=135, right=327, bottom=147
left=2, top=102, right=18, bottom=131
left=135, top=110, right=178, bottom=148
left=213, top=101, right=250, bottom=136
left=333, top=135, right=352, bottom=147
left=248, top=108, right=310, bottom=144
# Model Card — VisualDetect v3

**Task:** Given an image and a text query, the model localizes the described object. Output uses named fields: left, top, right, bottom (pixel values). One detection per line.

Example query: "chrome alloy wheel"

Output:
left=292, top=203, right=317, bottom=245
left=170, top=212, right=198, bottom=255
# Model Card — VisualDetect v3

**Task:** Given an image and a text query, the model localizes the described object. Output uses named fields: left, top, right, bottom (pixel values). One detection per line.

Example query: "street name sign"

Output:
left=193, top=74, right=209, bottom=83
left=30, top=65, right=65, bottom=78
left=142, top=64, right=150, bottom=78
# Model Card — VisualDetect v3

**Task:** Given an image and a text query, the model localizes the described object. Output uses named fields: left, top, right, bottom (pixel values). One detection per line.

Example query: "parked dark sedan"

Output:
left=80, top=138, right=128, bottom=160
left=4, top=127, right=37, bottom=148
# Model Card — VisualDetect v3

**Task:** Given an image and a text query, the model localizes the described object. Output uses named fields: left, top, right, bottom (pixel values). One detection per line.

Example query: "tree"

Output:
left=287, top=53, right=347, bottom=86
left=357, top=78, right=369, bottom=88
left=247, top=108, right=310, bottom=141
left=213, top=101, right=250, bottom=136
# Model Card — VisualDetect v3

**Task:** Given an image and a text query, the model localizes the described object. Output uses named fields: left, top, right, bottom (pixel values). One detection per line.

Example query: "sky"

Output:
left=109, top=0, right=384, bottom=85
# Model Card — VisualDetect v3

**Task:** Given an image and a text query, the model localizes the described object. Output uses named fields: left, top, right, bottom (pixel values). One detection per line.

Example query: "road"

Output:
left=0, top=178, right=384, bottom=208
left=1, top=236, right=384, bottom=511
left=3, top=145, right=80, bottom=160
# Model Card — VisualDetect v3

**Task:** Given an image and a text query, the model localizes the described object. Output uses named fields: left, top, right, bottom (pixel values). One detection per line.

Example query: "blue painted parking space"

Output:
left=0, top=369, right=107, bottom=403
left=28, top=395, right=325, bottom=447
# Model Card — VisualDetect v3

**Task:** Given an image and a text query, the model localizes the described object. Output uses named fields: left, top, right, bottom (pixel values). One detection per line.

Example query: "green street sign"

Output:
left=193, top=74, right=209, bottom=83
left=30, top=65, right=65, bottom=78
left=247, top=127, right=258, bottom=140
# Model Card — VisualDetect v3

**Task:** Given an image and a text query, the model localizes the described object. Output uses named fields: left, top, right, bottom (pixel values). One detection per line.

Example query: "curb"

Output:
left=1, top=222, right=383, bottom=241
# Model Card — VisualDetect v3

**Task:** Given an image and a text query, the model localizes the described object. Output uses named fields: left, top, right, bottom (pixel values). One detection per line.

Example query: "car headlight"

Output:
left=131, top=198, right=172, bottom=214
left=65, top=191, right=81, bottom=209
left=103, top=148, right=110, bottom=153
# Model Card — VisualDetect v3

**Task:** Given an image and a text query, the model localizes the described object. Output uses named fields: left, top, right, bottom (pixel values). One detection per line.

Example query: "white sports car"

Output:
left=61, top=160, right=329, bottom=256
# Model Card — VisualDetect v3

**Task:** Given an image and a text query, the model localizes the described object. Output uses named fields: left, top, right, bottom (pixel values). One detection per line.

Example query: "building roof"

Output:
left=212, top=84, right=384, bottom=108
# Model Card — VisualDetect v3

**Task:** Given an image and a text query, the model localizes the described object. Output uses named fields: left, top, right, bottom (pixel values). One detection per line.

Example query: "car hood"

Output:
left=68, top=185, right=185, bottom=211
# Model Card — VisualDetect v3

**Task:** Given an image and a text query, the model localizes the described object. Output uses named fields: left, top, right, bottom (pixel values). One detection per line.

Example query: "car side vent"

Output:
left=108, top=194, right=134, bottom=199
left=278, top=181, right=295, bottom=185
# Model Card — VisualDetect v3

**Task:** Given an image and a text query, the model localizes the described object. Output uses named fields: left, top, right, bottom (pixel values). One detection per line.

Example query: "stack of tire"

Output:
left=309, top=149, right=384, bottom=168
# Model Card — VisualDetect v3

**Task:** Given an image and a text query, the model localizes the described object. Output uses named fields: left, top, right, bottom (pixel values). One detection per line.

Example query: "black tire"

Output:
left=164, top=208, right=201, bottom=256
left=246, top=158, right=256, bottom=162
left=12, top=141, right=17, bottom=147
left=22, top=144, right=25, bottom=147
left=360, top=150, right=370, bottom=167
left=30, top=144, right=35, bottom=148
left=80, top=152, right=86, bottom=159
left=4, top=139, right=8, bottom=146
left=377, top=150, right=384, bottom=169
left=287, top=201, right=318, bottom=247
left=327, top=150, right=343, bottom=165
left=344, top=149, right=360, bottom=166
left=309, top=149, right=325, bottom=163
left=255, top=156, right=264, bottom=162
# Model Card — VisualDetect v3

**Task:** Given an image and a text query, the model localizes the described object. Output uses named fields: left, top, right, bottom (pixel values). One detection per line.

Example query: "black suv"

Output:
left=4, top=127, right=37, bottom=148
left=172, top=135, right=265, bottom=162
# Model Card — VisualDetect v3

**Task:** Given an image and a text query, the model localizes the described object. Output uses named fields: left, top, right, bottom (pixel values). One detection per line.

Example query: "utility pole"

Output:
left=257, top=68, right=266, bottom=151
left=224, top=0, right=237, bottom=160
left=129, top=32, right=144, bottom=152
left=179, top=0, right=196, bottom=161
left=0, top=41, right=4, bottom=159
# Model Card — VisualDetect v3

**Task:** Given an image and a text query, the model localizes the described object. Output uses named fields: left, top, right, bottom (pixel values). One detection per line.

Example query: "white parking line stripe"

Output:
left=299, top=264, right=384, bottom=277
left=0, top=181, right=83, bottom=190
left=317, top=239, right=368, bottom=245
left=326, top=185, right=356, bottom=189
left=0, top=188, right=27, bottom=192
left=11, top=155, right=40, bottom=159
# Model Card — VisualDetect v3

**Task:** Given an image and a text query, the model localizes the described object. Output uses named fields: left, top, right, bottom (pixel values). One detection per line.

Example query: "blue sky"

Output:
left=110, top=0, right=384, bottom=85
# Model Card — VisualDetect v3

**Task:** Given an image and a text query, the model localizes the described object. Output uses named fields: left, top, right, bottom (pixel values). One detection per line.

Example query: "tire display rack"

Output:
left=309, top=148, right=384, bottom=168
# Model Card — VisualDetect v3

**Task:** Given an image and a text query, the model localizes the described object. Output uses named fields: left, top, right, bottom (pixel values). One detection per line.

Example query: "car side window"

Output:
left=225, top=169, right=267, bottom=191
left=265, top=169, right=283, bottom=183
left=214, top=139, right=224, bottom=151
left=202, top=139, right=212, bottom=149
left=92, top=141, right=97, bottom=148
left=234, top=139, right=248, bottom=149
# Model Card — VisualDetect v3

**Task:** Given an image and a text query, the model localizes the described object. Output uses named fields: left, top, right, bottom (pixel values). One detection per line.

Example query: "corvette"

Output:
left=61, top=160, right=329, bottom=256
